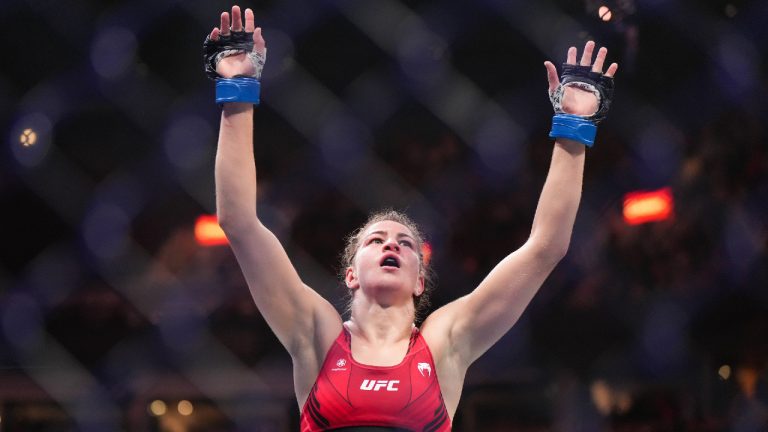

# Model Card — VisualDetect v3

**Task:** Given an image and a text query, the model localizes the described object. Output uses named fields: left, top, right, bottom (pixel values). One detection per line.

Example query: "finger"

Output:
left=231, top=5, right=243, bottom=32
left=604, top=62, right=619, bottom=78
left=220, top=12, right=230, bottom=36
left=592, top=46, right=607, bottom=73
left=244, top=8, right=255, bottom=32
left=566, top=46, right=577, bottom=65
left=580, top=40, right=595, bottom=66
left=210, top=27, right=220, bottom=41
left=253, top=27, right=267, bottom=54
left=544, top=61, right=560, bottom=92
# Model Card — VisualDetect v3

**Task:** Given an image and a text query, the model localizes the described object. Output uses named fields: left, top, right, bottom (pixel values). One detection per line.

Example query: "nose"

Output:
left=383, top=238, right=400, bottom=252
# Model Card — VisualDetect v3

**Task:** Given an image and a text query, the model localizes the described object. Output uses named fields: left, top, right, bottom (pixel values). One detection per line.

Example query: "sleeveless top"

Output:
left=299, top=326, right=451, bottom=431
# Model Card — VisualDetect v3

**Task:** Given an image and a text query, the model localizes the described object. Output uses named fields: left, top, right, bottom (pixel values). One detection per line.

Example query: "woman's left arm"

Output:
left=423, top=41, right=618, bottom=366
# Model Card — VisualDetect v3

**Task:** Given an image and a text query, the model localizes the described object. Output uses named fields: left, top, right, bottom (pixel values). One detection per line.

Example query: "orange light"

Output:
left=736, top=366, right=759, bottom=398
left=623, top=187, right=674, bottom=225
left=195, top=215, right=228, bottom=246
left=421, top=242, right=432, bottom=267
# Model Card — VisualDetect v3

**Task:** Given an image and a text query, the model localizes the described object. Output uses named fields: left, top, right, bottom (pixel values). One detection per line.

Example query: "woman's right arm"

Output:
left=211, top=6, right=342, bottom=360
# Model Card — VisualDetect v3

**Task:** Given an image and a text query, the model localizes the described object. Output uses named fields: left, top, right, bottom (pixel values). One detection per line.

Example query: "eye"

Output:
left=399, top=240, right=413, bottom=248
left=368, top=237, right=383, bottom=245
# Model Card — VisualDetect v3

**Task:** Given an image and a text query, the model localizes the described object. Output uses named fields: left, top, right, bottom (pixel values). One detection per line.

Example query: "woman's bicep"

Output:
left=433, top=242, right=560, bottom=366
left=227, top=220, right=342, bottom=356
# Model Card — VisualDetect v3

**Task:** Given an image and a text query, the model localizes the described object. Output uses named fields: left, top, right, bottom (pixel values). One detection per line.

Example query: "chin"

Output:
left=363, top=282, right=412, bottom=300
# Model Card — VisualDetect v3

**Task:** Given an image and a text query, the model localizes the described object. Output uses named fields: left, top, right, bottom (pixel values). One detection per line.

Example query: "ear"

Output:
left=345, top=266, right=360, bottom=289
left=414, top=275, right=425, bottom=297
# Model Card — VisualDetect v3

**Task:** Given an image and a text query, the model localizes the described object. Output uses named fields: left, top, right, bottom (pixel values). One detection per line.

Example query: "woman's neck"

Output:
left=348, top=298, right=415, bottom=345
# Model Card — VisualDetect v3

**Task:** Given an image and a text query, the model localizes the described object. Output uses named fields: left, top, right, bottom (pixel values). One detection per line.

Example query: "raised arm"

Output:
left=208, top=6, right=341, bottom=364
left=423, top=41, right=618, bottom=367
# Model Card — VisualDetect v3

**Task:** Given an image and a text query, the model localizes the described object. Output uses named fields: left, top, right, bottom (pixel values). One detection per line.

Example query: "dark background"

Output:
left=1, top=0, right=767, bottom=430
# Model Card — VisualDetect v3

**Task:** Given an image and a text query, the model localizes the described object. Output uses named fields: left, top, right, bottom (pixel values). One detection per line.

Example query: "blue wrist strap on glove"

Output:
left=215, top=77, right=260, bottom=105
left=549, top=114, right=597, bottom=147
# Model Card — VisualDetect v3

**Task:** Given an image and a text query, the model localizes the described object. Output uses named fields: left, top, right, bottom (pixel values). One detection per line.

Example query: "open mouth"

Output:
left=380, top=256, right=400, bottom=268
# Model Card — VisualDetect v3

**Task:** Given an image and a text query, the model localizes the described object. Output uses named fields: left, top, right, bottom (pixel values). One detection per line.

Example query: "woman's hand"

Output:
left=208, top=5, right=267, bottom=79
left=544, top=41, right=618, bottom=117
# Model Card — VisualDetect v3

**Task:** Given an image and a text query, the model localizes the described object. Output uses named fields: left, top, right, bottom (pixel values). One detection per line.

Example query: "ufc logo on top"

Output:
left=360, top=379, right=400, bottom=392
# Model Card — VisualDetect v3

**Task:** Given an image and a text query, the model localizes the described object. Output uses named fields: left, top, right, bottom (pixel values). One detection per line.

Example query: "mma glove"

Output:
left=548, top=64, right=615, bottom=147
left=202, top=29, right=266, bottom=105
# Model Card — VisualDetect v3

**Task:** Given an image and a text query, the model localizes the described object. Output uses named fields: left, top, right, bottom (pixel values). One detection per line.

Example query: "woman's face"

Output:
left=345, top=220, right=424, bottom=303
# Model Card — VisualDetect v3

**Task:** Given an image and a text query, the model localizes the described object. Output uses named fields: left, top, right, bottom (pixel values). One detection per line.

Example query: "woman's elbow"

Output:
left=529, top=238, right=570, bottom=265
left=217, top=210, right=259, bottom=236
left=552, top=243, right=569, bottom=262
left=216, top=210, right=235, bottom=232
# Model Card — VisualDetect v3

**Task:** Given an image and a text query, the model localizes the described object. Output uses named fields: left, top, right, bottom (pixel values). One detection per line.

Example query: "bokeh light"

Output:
left=10, top=113, right=52, bottom=167
left=319, top=115, right=371, bottom=172
left=719, top=364, right=732, bottom=380
left=632, top=123, right=682, bottom=187
left=195, top=215, right=228, bottom=246
left=421, top=241, right=432, bottom=266
left=598, top=6, right=613, bottom=21
left=164, top=115, right=215, bottom=172
left=473, top=114, right=524, bottom=178
left=623, top=187, right=674, bottom=225
left=148, top=400, right=167, bottom=416
left=715, top=33, right=759, bottom=101
left=82, top=203, right=130, bottom=260
left=20, top=128, right=37, bottom=147
left=1, top=294, right=45, bottom=355
left=178, top=400, right=194, bottom=416
left=91, top=27, right=137, bottom=80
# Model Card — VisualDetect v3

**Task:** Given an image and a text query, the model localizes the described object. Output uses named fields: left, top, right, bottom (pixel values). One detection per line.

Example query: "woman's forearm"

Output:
left=215, top=102, right=258, bottom=231
left=528, top=138, right=586, bottom=259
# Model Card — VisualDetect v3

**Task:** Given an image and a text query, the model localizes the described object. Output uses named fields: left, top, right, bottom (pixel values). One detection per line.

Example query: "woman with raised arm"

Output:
left=203, top=5, right=617, bottom=431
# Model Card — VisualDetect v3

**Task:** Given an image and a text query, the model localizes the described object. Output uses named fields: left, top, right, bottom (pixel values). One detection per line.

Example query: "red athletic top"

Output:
left=300, top=326, right=451, bottom=431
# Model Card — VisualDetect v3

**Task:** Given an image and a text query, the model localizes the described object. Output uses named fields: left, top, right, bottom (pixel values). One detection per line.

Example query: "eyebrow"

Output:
left=365, top=230, right=416, bottom=241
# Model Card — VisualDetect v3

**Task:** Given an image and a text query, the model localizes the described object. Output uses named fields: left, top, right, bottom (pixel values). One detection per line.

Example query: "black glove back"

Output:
left=202, top=30, right=255, bottom=80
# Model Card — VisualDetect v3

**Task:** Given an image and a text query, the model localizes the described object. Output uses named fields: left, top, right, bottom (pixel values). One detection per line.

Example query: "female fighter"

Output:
left=203, top=5, right=617, bottom=431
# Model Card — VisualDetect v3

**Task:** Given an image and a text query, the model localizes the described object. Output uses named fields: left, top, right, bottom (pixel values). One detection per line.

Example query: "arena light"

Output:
left=178, top=400, right=194, bottom=416
left=149, top=400, right=167, bottom=416
left=20, top=128, right=37, bottom=147
left=421, top=242, right=432, bottom=267
left=598, top=5, right=613, bottom=21
left=195, top=215, right=228, bottom=246
left=718, top=364, right=732, bottom=380
left=622, top=187, right=673, bottom=225
left=736, top=366, right=758, bottom=398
